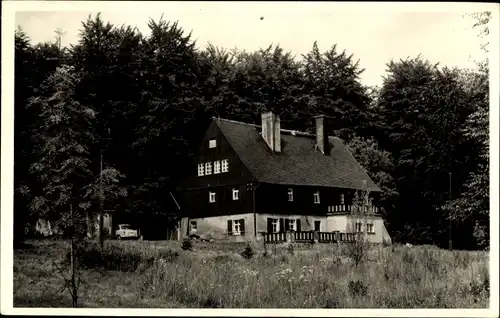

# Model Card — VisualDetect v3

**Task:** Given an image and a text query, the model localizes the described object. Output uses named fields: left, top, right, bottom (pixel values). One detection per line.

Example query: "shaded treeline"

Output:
left=14, top=13, right=490, bottom=249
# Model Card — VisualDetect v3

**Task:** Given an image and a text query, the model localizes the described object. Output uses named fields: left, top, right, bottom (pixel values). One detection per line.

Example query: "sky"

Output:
left=12, top=2, right=491, bottom=88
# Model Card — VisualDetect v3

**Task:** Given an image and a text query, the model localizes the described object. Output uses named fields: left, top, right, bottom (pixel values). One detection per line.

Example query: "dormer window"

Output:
left=209, top=139, right=217, bottom=148
left=197, top=163, right=205, bottom=176
left=313, top=191, right=320, bottom=204
left=205, top=162, right=212, bottom=175
left=288, top=188, right=294, bottom=202
left=209, top=191, right=216, bottom=203
left=214, top=161, right=221, bottom=174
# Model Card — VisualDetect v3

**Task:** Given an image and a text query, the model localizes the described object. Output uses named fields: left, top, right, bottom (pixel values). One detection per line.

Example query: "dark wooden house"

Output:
left=178, top=111, right=392, bottom=243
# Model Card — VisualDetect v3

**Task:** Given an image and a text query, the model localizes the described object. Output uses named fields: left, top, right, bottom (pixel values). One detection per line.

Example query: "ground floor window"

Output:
left=233, top=220, right=241, bottom=235
left=189, top=221, right=197, bottom=235
left=314, top=220, right=321, bottom=232
left=267, top=218, right=301, bottom=233
left=285, top=218, right=301, bottom=232
left=266, top=218, right=279, bottom=233
left=228, top=219, right=245, bottom=236
left=355, top=222, right=362, bottom=233
left=366, top=223, right=374, bottom=234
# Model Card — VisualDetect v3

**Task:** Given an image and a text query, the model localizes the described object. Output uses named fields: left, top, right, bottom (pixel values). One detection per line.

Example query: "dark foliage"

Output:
left=14, top=12, right=489, bottom=250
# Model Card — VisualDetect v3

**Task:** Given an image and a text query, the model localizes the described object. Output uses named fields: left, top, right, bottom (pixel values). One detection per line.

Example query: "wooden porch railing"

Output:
left=262, top=231, right=356, bottom=244
left=327, top=205, right=380, bottom=214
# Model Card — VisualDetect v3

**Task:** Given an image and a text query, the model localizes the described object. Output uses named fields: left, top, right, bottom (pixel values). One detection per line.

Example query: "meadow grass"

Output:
left=13, top=239, right=489, bottom=308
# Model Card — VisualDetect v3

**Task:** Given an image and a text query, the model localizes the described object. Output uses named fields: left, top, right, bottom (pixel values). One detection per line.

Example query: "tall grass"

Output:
left=14, top=240, right=489, bottom=308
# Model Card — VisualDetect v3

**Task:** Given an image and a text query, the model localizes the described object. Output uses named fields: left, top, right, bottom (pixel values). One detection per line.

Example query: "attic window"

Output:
left=288, top=188, right=294, bottom=202
left=205, top=162, right=212, bottom=175
left=197, top=163, right=204, bottom=176
left=214, top=161, right=221, bottom=174
left=222, top=159, right=229, bottom=173
left=313, top=191, right=320, bottom=204
left=209, top=139, right=217, bottom=148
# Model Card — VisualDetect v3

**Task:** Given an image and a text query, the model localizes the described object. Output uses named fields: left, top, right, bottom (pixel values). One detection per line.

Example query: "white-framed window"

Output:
left=221, top=159, right=229, bottom=173
left=205, top=162, right=212, bottom=175
left=289, top=219, right=296, bottom=231
left=214, top=161, right=221, bottom=174
left=209, top=191, right=216, bottom=203
left=287, top=188, right=294, bottom=201
left=272, top=218, right=279, bottom=233
left=355, top=222, right=362, bottom=232
left=233, top=220, right=241, bottom=235
left=232, top=188, right=239, bottom=200
left=197, top=163, right=205, bottom=176
left=340, top=194, right=345, bottom=205
left=313, top=191, right=320, bottom=204
left=209, top=139, right=217, bottom=148
left=366, top=223, right=374, bottom=233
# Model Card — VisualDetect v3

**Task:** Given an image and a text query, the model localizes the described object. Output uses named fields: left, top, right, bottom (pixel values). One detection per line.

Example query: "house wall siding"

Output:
left=181, top=213, right=256, bottom=242
left=181, top=212, right=391, bottom=244
left=256, top=213, right=327, bottom=233
left=180, top=121, right=255, bottom=219
left=255, top=183, right=362, bottom=216
left=325, top=214, right=390, bottom=244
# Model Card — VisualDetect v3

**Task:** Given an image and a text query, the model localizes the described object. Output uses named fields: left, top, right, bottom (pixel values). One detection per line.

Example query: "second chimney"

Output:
left=261, top=111, right=281, bottom=152
left=315, top=115, right=330, bottom=155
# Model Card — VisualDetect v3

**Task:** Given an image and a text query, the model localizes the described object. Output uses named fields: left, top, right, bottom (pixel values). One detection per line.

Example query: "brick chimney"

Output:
left=315, top=115, right=331, bottom=155
left=261, top=111, right=281, bottom=152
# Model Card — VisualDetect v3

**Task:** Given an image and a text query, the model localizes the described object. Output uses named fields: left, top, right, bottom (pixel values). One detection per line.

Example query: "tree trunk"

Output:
left=70, top=203, right=78, bottom=308
left=99, top=148, right=104, bottom=249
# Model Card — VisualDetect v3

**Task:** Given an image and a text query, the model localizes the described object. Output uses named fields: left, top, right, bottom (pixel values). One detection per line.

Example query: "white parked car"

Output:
left=115, top=224, right=139, bottom=240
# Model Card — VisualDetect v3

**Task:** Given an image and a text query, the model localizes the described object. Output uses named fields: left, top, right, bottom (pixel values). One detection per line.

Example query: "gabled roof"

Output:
left=214, top=118, right=381, bottom=192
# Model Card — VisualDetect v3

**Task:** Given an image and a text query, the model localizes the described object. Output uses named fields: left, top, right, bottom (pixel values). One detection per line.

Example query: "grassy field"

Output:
left=13, top=238, right=489, bottom=308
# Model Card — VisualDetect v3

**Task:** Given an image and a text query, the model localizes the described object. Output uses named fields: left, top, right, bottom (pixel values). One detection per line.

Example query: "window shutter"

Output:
left=296, top=219, right=301, bottom=232
left=285, top=219, right=290, bottom=231
left=279, top=218, right=285, bottom=233
left=240, top=219, right=245, bottom=236
left=227, top=220, right=233, bottom=236
left=267, top=218, right=273, bottom=233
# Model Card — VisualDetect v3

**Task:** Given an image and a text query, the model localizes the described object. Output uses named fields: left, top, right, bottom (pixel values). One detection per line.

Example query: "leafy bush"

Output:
left=181, top=239, right=193, bottom=251
left=348, top=279, right=367, bottom=297
left=344, top=235, right=368, bottom=266
left=240, top=243, right=254, bottom=259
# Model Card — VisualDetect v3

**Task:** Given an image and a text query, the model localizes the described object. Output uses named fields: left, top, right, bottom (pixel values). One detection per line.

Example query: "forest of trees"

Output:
left=14, top=12, right=490, bottom=250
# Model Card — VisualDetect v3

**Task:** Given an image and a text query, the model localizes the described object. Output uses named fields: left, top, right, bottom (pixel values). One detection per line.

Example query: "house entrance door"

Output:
left=314, top=221, right=321, bottom=232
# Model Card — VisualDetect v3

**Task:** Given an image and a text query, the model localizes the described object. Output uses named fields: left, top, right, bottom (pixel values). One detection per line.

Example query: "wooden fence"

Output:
left=262, top=231, right=356, bottom=244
